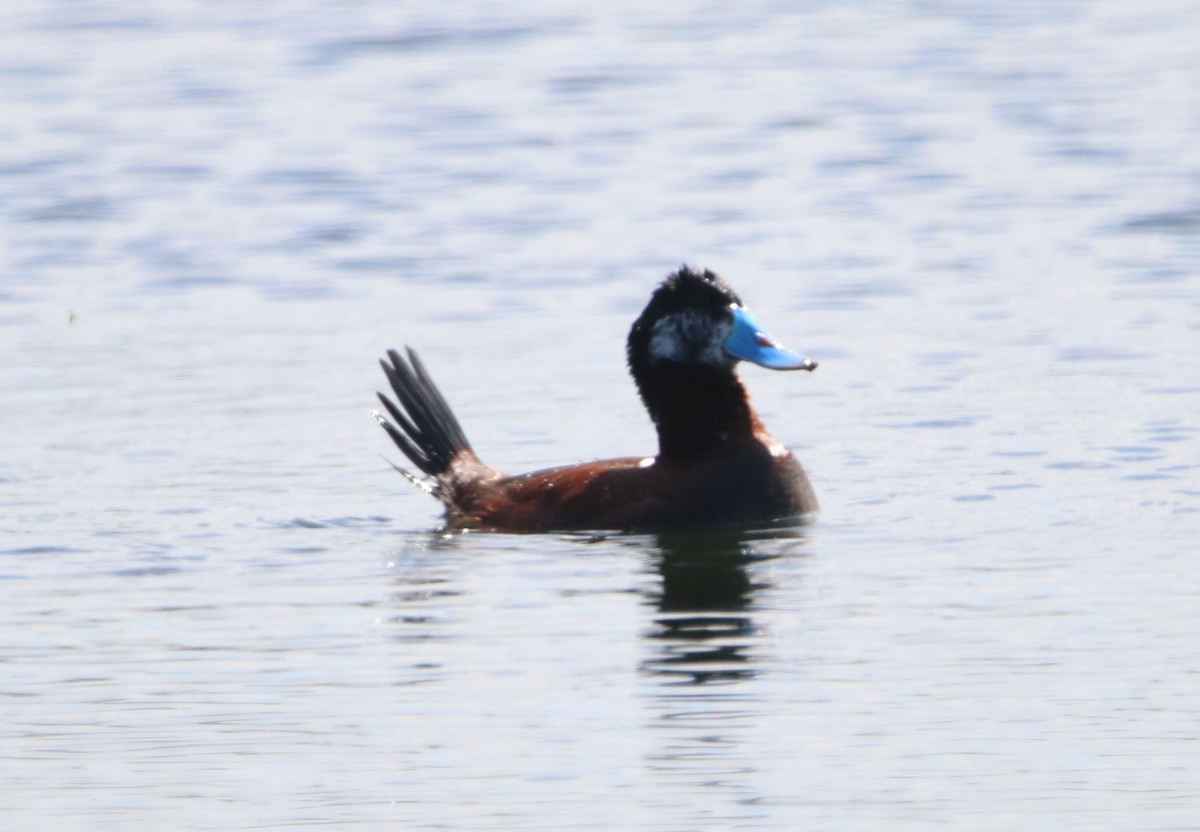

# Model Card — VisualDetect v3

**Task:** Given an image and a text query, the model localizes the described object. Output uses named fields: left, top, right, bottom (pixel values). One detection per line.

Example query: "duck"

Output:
left=374, top=266, right=818, bottom=532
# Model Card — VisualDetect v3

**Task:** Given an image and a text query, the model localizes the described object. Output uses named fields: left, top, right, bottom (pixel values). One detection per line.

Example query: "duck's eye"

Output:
left=755, top=332, right=775, bottom=347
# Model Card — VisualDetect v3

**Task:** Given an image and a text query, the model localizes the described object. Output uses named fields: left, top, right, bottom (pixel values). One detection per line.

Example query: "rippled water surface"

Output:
left=3, top=1, right=1199, bottom=829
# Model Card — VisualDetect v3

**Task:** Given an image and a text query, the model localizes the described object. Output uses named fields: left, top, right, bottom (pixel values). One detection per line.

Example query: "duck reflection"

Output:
left=638, top=524, right=809, bottom=819
left=642, top=525, right=805, bottom=685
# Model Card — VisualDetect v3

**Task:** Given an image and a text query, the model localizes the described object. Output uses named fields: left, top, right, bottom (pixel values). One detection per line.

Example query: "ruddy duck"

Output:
left=374, top=266, right=818, bottom=532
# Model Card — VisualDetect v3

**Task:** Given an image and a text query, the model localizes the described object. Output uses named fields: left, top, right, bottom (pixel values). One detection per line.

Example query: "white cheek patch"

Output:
left=648, top=311, right=733, bottom=367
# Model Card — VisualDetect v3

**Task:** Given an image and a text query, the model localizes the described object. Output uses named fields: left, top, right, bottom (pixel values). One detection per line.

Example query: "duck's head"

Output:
left=627, top=266, right=816, bottom=377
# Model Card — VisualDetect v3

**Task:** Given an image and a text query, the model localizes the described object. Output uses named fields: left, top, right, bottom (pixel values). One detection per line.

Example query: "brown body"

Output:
left=439, top=409, right=816, bottom=533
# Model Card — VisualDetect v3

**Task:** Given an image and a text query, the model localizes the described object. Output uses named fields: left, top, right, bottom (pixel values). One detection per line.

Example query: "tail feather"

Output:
left=375, top=347, right=472, bottom=478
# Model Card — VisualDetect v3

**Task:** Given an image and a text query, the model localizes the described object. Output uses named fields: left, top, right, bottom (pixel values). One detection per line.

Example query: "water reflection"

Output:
left=639, top=526, right=809, bottom=821
left=642, top=526, right=804, bottom=684
left=382, top=531, right=466, bottom=685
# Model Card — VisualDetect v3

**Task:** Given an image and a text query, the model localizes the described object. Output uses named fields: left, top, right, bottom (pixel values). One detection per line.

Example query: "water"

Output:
left=2, top=1, right=1199, bottom=829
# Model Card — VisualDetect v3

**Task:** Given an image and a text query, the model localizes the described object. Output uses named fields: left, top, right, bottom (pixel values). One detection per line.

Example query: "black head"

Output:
left=627, top=267, right=742, bottom=374
left=625, top=266, right=815, bottom=461
left=627, top=266, right=814, bottom=377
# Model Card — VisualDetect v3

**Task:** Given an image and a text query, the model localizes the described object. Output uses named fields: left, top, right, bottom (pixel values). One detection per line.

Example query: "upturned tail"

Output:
left=375, top=347, right=472, bottom=480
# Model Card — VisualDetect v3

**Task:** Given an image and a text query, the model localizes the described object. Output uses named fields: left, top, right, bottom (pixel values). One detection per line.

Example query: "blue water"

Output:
left=2, top=1, right=1199, bottom=829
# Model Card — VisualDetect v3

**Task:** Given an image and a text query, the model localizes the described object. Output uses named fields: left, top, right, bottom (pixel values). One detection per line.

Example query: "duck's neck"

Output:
left=634, top=363, right=759, bottom=463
